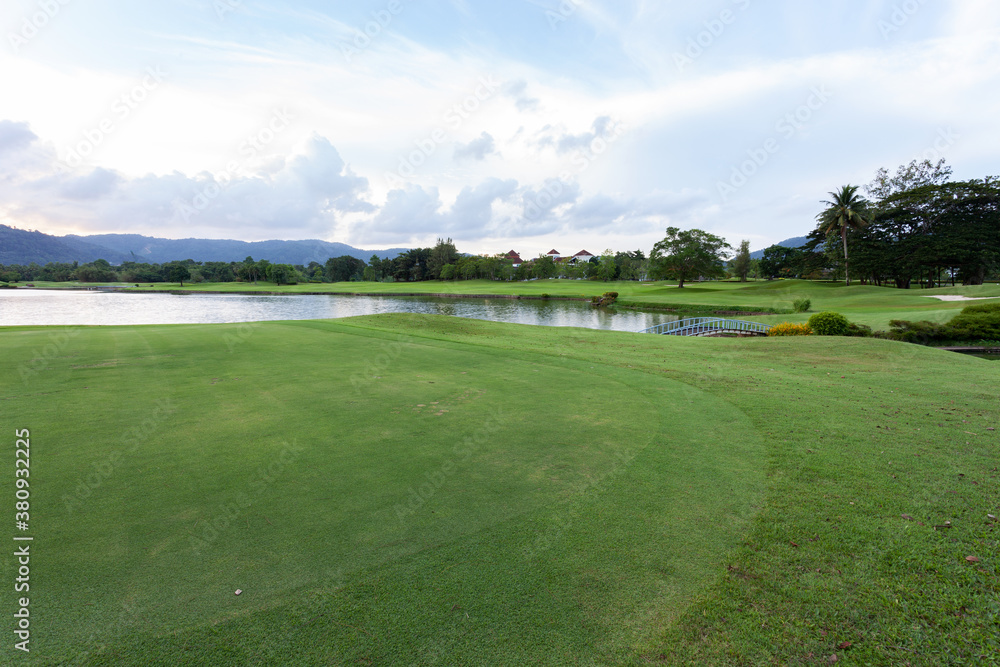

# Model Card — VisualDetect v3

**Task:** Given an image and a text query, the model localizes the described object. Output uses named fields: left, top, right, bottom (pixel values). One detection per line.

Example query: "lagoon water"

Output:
left=964, top=352, right=1000, bottom=361
left=0, top=289, right=681, bottom=333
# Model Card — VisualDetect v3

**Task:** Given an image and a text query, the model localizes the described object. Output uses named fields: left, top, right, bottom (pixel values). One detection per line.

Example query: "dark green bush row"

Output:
left=846, top=322, right=872, bottom=337
left=787, top=304, right=999, bottom=343
left=882, top=303, right=1000, bottom=343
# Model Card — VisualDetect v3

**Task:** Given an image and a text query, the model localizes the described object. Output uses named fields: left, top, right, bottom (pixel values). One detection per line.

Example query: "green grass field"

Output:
left=1, top=311, right=998, bottom=664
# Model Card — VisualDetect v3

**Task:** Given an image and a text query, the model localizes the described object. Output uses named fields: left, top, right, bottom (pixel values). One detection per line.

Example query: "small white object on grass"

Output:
left=235, top=589, right=242, bottom=596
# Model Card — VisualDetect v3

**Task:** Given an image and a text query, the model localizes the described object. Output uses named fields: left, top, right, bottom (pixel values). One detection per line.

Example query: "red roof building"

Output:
left=503, top=250, right=523, bottom=267
left=566, top=249, right=595, bottom=264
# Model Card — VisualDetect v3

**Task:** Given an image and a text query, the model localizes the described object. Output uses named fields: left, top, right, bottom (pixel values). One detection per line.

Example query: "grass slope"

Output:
left=2, top=317, right=764, bottom=665
left=0, top=314, right=996, bottom=664
left=357, top=316, right=1000, bottom=665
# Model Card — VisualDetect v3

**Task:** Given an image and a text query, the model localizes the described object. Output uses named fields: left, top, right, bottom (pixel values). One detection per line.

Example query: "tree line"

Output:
left=0, top=257, right=314, bottom=286
left=358, top=240, right=649, bottom=282
left=758, top=160, right=1000, bottom=286
left=0, top=240, right=651, bottom=285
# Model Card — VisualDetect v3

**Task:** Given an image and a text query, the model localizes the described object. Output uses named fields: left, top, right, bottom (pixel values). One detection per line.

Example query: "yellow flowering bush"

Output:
left=767, top=322, right=813, bottom=336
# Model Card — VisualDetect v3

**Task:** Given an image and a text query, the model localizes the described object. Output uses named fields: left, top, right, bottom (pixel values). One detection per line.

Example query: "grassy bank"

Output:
left=1, top=314, right=997, bottom=664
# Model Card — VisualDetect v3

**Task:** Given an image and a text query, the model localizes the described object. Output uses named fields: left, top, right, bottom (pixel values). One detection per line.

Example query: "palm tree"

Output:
left=817, top=185, right=871, bottom=285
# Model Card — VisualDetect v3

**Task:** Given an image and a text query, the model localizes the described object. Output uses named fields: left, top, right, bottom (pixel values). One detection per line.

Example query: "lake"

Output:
left=961, top=352, right=1000, bottom=361
left=0, top=289, right=681, bottom=332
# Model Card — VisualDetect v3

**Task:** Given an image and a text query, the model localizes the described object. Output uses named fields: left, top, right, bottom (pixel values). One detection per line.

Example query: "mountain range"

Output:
left=1, top=224, right=811, bottom=267
left=0, top=225, right=408, bottom=266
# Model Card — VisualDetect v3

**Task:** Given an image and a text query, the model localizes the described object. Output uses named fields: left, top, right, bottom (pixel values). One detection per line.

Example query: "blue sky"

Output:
left=1, top=0, right=997, bottom=258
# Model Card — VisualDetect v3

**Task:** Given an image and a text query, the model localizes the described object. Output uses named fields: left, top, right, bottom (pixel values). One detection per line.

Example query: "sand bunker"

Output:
left=925, top=295, right=999, bottom=301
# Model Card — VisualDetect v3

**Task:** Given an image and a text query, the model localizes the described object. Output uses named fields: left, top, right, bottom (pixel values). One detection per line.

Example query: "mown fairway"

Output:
left=1, top=314, right=998, bottom=664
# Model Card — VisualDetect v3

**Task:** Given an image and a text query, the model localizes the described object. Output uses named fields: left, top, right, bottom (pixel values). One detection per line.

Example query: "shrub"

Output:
left=591, top=292, right=619, bottom=307
left=886, top=304, right=1000, bottom=344
left=767, top=322, right=813, bottom=336
left=792, top=298, right=811, bottom=313
left=957, top=302, right=1000, bottom=315
left=886, top=319, right=950, bottom=343
left=948, top=303, right=1000, bottom=340
left=807, top=311, right=850, bottom=336
left=845, top=322, right=872, bottom=337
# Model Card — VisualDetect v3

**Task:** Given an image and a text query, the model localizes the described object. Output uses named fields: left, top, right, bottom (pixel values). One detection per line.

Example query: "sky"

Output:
left=1, top=0, right=998, bottom=258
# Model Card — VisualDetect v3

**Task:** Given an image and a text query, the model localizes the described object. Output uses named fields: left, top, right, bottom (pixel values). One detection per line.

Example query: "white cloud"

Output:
left=354, top=177, right=519, bottom=244
left=57, top=167, right=122, bottom=200
left=534, top=115, right=620, bottom=155
left=0, top=120, right=36, bottom=153
left=1, top=0, right=999, bottom=256
left=453, top=132, right=497, bottom=162
left=0, top=125, right=373, bottom=239
left=502, top=80, right=540, bottom=112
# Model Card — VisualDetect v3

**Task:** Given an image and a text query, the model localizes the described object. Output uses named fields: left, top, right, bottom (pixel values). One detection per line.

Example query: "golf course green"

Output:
left=1, top=286, right=998, bottom=663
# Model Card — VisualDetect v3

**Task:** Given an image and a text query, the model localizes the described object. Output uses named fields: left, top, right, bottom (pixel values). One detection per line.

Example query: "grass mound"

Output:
left=1, top=317, right=764, bottom=664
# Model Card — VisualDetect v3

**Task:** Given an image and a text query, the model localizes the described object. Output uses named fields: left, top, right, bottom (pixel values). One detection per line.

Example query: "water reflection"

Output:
left=0, top=289, right=680, bottom=333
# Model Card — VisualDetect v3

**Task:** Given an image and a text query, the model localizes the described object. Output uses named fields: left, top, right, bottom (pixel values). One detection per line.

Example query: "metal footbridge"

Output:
left=640, top=317, right=772, bottom=337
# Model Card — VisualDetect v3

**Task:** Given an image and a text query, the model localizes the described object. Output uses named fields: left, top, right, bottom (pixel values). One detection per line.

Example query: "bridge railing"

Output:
left=639, top=318, right=772, bottom=336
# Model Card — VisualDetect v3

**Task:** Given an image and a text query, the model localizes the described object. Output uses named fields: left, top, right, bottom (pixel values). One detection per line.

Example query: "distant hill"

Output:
left=0, top=225, right=408, bottom=265
left=67, top=234, right=410, bottom=265
left=0, top=225, right=130, bottom=265
left=750, top=236, right=809, bottom=260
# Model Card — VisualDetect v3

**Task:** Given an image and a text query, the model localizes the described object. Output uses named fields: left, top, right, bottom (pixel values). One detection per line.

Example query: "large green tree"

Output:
left=363, top=255, right=387, bottom=282
left=758, top=245, right=806, bottom=279
left=597, top=250, right=618, bottom=282
left=325, top=255, right=366, bottom=282
left=613, top=250, right=646, bottom=281
left=165, top=262, right=191, bottom=286
left=75, top=260, right=119, bottom=283
left=731, top=240, right=751, bottom=282
left=866, top=158, right=952, bottom=201
left=266, top=263, right=300, bottom=285
left=850, top=159, right=999, bottom=287
left=393, top=248, right=431, bottom=282
left=531, top=255, right=558, bottom=279
left=816, top=185, right=871, bottom=285
left=237, top=256, right=261, bottom=284
left=861, top=180, right=1000, bottom=286
left=427, top=238, right=460, bottom=280
left=649, top=227, right=732, bottom=288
